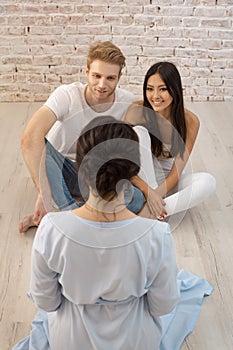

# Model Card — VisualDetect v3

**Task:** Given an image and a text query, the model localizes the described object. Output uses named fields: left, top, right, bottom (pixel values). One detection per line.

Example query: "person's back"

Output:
left=33, top=212, right=178, bottom=350
left=28, top=117, right=179, bottom=350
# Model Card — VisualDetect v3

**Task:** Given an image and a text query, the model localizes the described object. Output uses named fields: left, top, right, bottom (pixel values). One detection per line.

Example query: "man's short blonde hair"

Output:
left=87, top=41, right=126, bottom=71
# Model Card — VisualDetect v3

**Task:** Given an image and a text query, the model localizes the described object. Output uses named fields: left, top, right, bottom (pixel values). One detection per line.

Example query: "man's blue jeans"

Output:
left=45, top=139, right=145, bottom=213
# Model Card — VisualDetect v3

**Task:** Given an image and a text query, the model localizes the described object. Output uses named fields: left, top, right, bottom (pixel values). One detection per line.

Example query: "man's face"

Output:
left=85, top=60, right=121, bottom=104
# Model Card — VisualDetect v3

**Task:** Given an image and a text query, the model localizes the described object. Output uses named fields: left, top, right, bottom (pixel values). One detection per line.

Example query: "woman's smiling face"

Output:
left=146, top=73, right=173, bottom=118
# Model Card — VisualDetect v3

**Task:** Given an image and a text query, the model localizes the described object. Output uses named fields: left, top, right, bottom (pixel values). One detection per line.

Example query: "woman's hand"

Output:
left=131, top=176, right=167, bottom=220
left=146, top=187, right=167, bottom=220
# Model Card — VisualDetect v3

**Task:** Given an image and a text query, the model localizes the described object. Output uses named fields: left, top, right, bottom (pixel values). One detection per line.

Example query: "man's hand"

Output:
left=33, top=192, right=57, bottom=226
left=19, top=193, right=56, bottom=233
left=32, top=193, right=48, bottom=226
left=18, top=193, right=46, bottom=233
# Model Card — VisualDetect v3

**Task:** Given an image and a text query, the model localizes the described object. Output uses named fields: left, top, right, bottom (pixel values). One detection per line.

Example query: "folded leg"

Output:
left=45, top=139, right=81, bottom=210
left=164, top=172, right=216, bottom=216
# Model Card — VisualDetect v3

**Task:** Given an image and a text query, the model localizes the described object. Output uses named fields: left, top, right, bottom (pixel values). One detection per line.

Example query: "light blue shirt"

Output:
left=13, top=212, right=212, bottom=350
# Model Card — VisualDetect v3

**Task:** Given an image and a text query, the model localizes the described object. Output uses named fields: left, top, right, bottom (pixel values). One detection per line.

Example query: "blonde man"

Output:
left=20, top=41, right=145, bottom=232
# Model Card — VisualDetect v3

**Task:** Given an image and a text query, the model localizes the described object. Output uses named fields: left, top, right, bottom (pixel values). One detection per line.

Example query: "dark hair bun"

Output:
left=76, top=117, right=140, bottom=200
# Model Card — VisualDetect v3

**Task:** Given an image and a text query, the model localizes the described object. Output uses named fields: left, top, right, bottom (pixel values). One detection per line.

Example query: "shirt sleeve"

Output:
left=29, top=216, right=62, bottom=312
left=44, top=85, right=70, bottom=121
left=147, top=226, right=180, bottom=317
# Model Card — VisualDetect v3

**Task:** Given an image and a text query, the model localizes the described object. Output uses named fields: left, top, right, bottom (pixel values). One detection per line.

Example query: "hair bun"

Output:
left=76, top=117, right=140, bottom=200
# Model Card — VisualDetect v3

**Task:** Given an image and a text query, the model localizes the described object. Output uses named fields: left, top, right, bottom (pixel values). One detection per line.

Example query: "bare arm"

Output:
left=127, top=109, right=200, bottom=218
left=156, top=109, right=200, bottom=197
left=21, top=106, right=57, bottom=224
left=146, top=110, right=200, bottom=218
left=21, top=105, right=57, bottom=191
left=124, top=101, right=144, bottom=125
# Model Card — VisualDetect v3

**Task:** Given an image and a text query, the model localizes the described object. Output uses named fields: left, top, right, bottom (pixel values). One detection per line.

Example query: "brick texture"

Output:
left=0, top=1, right=232, bottom=102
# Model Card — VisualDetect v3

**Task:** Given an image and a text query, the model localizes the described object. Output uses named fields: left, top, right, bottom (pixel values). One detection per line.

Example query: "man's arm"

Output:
left=21, top=105, right=56, bottom=189
left=21, top=106, right=57, bottom=222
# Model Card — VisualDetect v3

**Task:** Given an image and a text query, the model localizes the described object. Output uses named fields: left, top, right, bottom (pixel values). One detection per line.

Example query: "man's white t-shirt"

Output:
left=45, top=82, right=134, bottom=160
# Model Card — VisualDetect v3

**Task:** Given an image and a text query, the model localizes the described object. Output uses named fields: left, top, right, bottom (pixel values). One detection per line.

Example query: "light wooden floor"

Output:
left=0, top=102, right=233, bottom=350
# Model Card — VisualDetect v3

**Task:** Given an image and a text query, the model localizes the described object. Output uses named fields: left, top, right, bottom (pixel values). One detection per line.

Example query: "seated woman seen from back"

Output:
left=14, top=116, right=179, bottom=350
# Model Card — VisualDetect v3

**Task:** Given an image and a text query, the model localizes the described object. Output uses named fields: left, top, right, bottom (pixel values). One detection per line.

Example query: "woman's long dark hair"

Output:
left=143, top=62, right=187, bottom=158
left=76, top=116, right=140, bottom=201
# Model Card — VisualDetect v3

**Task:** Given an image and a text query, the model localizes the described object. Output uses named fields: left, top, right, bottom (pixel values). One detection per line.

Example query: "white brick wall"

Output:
left=0, top=0, right=232, bottom=102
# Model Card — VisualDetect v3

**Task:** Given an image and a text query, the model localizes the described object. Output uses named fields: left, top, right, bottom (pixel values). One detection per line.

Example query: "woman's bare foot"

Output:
left=19, top=214, right=38, bottom=233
